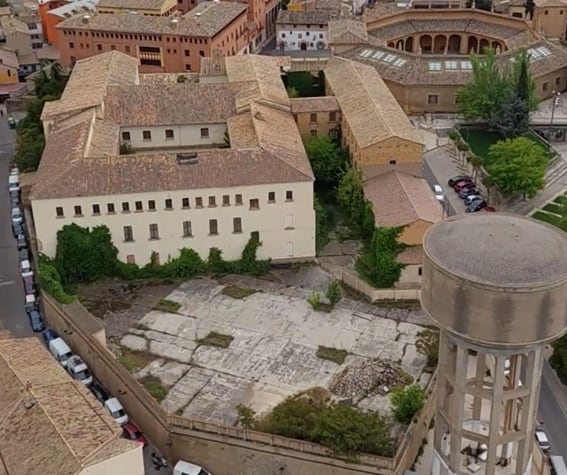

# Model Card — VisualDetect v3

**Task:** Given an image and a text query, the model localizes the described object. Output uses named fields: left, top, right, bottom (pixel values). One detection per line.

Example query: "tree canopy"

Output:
left=488, top=137, right=547, bottom=198
left=337, top=167, right=375, bottom=241
left=304, top=135, right=347, bottom=187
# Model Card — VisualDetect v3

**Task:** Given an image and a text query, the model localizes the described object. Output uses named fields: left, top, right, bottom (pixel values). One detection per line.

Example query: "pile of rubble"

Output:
left=329, top=359, right=411, bottom=402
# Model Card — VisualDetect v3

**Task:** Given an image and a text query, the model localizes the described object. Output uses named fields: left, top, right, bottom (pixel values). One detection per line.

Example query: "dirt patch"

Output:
left=76, top=278, right=179, bottom=341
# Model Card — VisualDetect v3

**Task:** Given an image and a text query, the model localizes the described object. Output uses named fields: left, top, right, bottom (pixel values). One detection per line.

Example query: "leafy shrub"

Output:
left=390, top=384, right=426, bottom=425
left=415, top=328, right=440, bottom=369
left=38, top=255, right=76, bottom=304
left=326, top=280, right=342, bottom=306
left=139, top=375, right=168, bottom=402
left=307, top=291, right=321, bottom=309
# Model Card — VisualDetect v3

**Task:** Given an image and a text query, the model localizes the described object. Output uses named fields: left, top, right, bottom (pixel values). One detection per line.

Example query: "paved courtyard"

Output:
left=120, top=276, right=430, bottom=424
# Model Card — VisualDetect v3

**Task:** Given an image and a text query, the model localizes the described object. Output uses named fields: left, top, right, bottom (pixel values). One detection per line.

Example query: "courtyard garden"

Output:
left=531, top=192, right=567, bottom=233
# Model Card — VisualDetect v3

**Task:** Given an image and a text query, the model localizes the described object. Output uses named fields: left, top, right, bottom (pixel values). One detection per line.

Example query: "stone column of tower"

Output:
left=421, top=214, right=567, bottom=475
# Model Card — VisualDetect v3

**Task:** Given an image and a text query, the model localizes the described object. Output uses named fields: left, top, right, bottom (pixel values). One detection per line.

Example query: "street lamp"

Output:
left=548, top=90, right=561, bottom=146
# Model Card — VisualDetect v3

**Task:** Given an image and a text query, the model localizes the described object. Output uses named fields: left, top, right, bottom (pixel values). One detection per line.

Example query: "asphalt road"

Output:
left=0, top=117, right=30, bottom=338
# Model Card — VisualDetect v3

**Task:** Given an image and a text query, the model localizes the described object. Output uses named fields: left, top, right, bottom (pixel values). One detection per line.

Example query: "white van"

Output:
left=104, top=398, right=129, bottom=425
left=173, top=461, right=212, bottom=475
left=8, top=174, right=19, bottom=192
left=49, top=337, right=73, bottom=367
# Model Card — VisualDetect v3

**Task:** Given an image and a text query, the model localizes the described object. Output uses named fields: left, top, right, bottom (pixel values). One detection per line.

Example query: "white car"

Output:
left=66, top=355, right=93, bottom=386
left=174, top=460, right=212, bottom=475
left=8, top=174, right=19, bottom=192
left=21, top=259, right=32, bottom=275
left=433, top=184, right=445, bottom=203
left=535, top=426, right=551, bottom=452
left=11, top=208, right=23, bottom=224
left=105, top=397, right=129, bottom=425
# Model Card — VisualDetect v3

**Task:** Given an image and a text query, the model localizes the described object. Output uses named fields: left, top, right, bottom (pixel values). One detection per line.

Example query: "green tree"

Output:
left=34, top=63, right=68, bottom=100
left=355, top=227, right=406, bottom=288
left=415, top=329, right=440, bottom=368
left=235, top=404, right=257, bottom=429
left=280, top=0, right=290, bottom=9
left=513, top=48, right=537, bottom=111
left=305, top=135, right=347, bottom=186
left=489, top=93, right=529, bottom=139
left=314, top=196, right=329, bottom=253
left=468, top=154, right=484, bottom=181
left=550, top=335, right=567, bottom=385
left=488, top=137, right=547, bottom=199
left=260, top=397, right=320, bottom=440
left=481, top=174, right=496, bottom=202
left=336, top=167, right=374, bottom=240
left=390, top=384, right=426, bottom=425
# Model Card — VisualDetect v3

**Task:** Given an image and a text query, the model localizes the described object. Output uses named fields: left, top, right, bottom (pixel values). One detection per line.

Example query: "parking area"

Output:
left=120, top=276, right=430, bottom=423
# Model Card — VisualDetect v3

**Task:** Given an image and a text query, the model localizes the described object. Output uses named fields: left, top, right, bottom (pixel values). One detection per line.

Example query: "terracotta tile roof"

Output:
left=324, top=56, right=422, bottom=148
left=396, top=245, right=424, bottom=265
left=0, top=47, right=18, bottom=69
left=290, top=96, right=339, bottom=113
left=97, top=0, right=167, bottom=11
left=58, top=1, right=247, bottom=37
left=47, top=0, right=97, bottom=19
left=139, top=72, right=199, bottom=84
left=0, top=15, right=30, bottom=35
left=363, top=171, right=443, bottom=227
left=276, top=9, right=337, bottom=25
left=32, top=52, right=313, bottom=201
left=0, top=337, right=138, bottom=475
left=328, top=18, right=368, bottom=44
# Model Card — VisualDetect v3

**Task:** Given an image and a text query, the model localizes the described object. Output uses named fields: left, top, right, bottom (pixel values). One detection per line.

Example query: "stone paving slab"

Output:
left=121, top=276, right=428, bottom=422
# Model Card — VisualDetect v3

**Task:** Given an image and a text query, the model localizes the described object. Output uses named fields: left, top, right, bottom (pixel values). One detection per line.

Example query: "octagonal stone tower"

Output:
left=421, top=213, right=567, bottom=475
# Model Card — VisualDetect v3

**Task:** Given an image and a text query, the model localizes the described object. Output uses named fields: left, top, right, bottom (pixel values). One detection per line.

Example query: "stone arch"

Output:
left=434, top=34, right=447, bottom=54
left=491, top=41, right=504, bottom=52
left=387, top=41, right=395, bottom=48
left=396, top=39, right=404, bottom=50
left=420, top=34, right=432, bottom=53
left=467, top=36, right=478, bottom=54
left=479, top=38, right=490, bottom=53
left=405, top=36, right=414, bottom=52
left=448, top=34, right=461, bottom=54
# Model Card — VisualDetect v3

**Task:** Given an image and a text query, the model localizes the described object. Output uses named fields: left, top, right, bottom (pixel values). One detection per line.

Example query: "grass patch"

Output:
left=316, top=345, right=348, bottom=365
left=222, top=285, right=257, bottom=299
left=554, top=195, right=567, bottom=206
left=542, top=202, right=567, bottom=216
left=117, top=348, right=152, bottom=372
left=532, top=211, right=567, bottom=232
left=197, top=331, right=234, bottom=348
left=139, top=375, right=168, bottom=402
left=153, top=298, right=181, bottom=313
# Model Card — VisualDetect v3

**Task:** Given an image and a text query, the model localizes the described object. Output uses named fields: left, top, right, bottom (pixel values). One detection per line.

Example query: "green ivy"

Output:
left=38, top=255, right=76, bottom=304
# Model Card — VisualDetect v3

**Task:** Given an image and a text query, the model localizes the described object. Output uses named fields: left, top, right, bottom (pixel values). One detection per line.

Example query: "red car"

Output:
left=122, top=423, right=148, bottom=447
left=454, top=180, right=475, bottom=192
left=481, top=206, right=496, bottom=212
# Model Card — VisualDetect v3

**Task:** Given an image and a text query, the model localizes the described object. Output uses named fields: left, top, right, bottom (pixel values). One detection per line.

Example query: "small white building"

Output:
left=276, top=10, right=338, bottom=51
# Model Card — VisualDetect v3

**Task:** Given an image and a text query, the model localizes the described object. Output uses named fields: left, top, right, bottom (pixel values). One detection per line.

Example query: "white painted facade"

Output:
left=121, top=123, right=227, bottom=149
left=32, top=182, right=316, bottom=265
left=277, top=25, right=328, bottom=51
left=79, top=444, right=144, bottom=475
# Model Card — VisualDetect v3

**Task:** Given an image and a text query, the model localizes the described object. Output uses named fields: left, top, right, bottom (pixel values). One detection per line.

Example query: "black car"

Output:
left=18, top=248, right=30, bottom=263
left=9, top=190, right=20, bottom=206
left=12, top=221, right=24, bottom=238
left=90, top=381, right=111, bottom=403
left=458, top=187, right=479, bottom=199
left=466, top=199, right=488, bottom=213
left=28, top=310, right=45, bottom=332
left=16, top=233, right=27, bottom=250
left=42, top=328, right=60, bottom=346
left=448, top=175, right=473, bottom=187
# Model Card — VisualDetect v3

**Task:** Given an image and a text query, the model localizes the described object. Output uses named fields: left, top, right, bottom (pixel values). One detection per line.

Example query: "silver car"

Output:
left=535, top=426, right=551, bottom=452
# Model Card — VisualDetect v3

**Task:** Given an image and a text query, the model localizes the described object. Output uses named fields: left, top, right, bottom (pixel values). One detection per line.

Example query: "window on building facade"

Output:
left=233, top=217, right=242, bottom=233
left=122, top=131, right=131, bottom=141
left=556, top=76, right=561, bottom=86
left=200, top=127, right=209, bottom=138
left=126, top=254, right=135, bottom=264
left=543, top=82, right=549, bottom=92
left=182, top=197, right=190, bottom=208
left=135, top=201, right=143, bottom=211
left=92, top=204, right=100, bottom=215
left=222, top=195, right=230, bottom=206
left=56, top=206, right=64, bottom=217
left=107, top=203, right=115, bottom=214
left=235, top=194, right=243, bottom=205
left=69, top=42, right=74, bottom=48
left=208, top=196, right=216, bottom=207
left=250, top=199, right=259, bottom=210
left=143, top=130, right=152, bottom=141
left=122, top=202, right=130, bottom=212
left=148, top=200, right=156, bottom=210
left=310, top=130, right=317, bottom=137
left=125, top=45, right=130, bottom=53
left=268, top=191, right=275, bottom=202
left=123, top=226, right=134, bottom=242
left=74, top=205, right=82, bottom=216
left=149, top=223, right=159, bottom=240
left=183, top=220, right=192, bottom=237
left=389, top=160, right=397, bottom=165
left=209, top=219, right=218, bottom=235
left=329, top=111, right=336, bottom=122
left=184, top=49, right=190, bottom=56
left=285, top=214, right=294, bottom=229
left=199, top=50, right=205, bottom=57
left=97, top=44, right=102, bottom=51
left=165, top=129, right=174, bottom=139
left=286, top=190, right=293, bottom=201
left=111, top=45, right=116, bottom=50
left=310, top=113, right=317, bottom=123
left=196, top=197, right=203, bottom=207
left=427, top=94, right=439, bottom=105
left=165, top=198, right=173, bottom=209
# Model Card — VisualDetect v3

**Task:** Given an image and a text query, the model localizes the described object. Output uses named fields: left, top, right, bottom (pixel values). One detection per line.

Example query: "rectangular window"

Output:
left=233, top=217, right=242, bottom=233
left=209, top=219, right=218, bottom=235
left=165, top=198, right=173, bottom=210
left=125, top=45, right=130, bottom=53
left=310, top=113, right=317, bottom=123
left=250, top=199, right=259, bottom=210
left=286, top=190, right=293, bottom=201
left=122, top=202, right=130, bottom=212
left=149, top=223, right=159, bottom=240
left=182, top=197, right=190, bottom=208
left=427, top=94, right=439, bottom=105
left=135, top=201, right=143, bottom=211
left=556, top=76, right=561, bottom=86
left=310, top=130, right=317, bottom=137
left=418, top=267, right=423, bottom=276
left=389, top=160, right=396, bottom=165
left=329, top=111, right=337, bottom=122
left=235, top=194, right=243, bottom=205
left=200, top=127, right=209, bottom=138
left=74, top=205, right=82, bottom=216
left=56, top=206, right=64, bottom=217
left=183, top=220, right=192, bottom=237
left=148, top=200, right=156, bottom=210
left=199, top=50, right=205, bottom=57
left=184, top=49, right=190, bottom=56
left=268, top=191, right=275, bottom=203
left=165, top=129, right=174, bottom=139
left=97, top=44, right=102, bottom=51
left=142, top=130, right=152, bottom=141
left=92, top=204, right=100, bottom=215
left=196, top=197, right=203, bottom=208
left=285, top=214, right=294, bottom=229
left=543, top=82, right=549, bottom=92
left=123, top=225, right=133, bottom=242
left=286, top=241, right=294, bottom=257
left=107, top=203, right=115, bottom=214
left=126, top=254, right=135, bottom=264
left=222, top=194, right=230, bottom=206
left=69, top=42, right=74, bottom=48
left=208, top=196, right=216, bottom=207
left=121, top=131, right=131, bottom=141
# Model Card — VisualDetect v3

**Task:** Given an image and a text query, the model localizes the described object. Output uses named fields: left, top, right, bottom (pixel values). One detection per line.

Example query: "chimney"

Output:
left=82, top=14, right=90, bottom=23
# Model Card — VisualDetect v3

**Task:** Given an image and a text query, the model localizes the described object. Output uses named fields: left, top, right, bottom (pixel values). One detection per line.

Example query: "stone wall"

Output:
left=339, top=267, right=420, bottom=301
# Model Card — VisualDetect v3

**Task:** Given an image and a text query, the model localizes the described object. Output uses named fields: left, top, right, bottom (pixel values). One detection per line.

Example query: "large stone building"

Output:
left=276, top=10, right=338, bottom=51
left=329, top=8, right=567, bottom=114
left=32, top=51, right=316, bottom=265
left=0, top=332, right=144, bottom=475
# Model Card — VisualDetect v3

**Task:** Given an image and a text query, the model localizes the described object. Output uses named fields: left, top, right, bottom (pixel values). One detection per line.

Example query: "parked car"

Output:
left=535, top=426, right=551, bottom=452
left=174, top=460, right=212, bottom=475
left=433, top=184, right=445, bottom=203
left=12, top=220, right=24, bottom=237
left=10, top=191, right=20, bottom=207
left=448, top=175, right=473, bottom=187
left=8, top=174, right=19, bottom=193
left=66, top=355, right=93, bottom=386
left=48, top=337, right=73, bottom=367
left=464, top=194, right=484, bottom=206
left=105, top=397, right=129, bottom=425
left=42, top=328, right=60, bottom=346
left=11, top=207, right=23, bottom=225
left=454, top=180, right=475, bottom=192
left=122, top=423, right=148, bottom=447
left=16, top=233, right=27, bottom=251
left=23, top=274, right=36, bottom=296
left=481, top=206, right=496, bottom=212
left=28, top=310, right=45, bottom=332
left=19, top=248, right=30, bottom=263
left=25, top=294, right=38, bottom=314
left=90, top=381, right=111, bottom=404
left=21, top=259, right=32, bottom=275
left=466, top=199, right=488, bottom=213
left=458, top=187, right=479, bottom=199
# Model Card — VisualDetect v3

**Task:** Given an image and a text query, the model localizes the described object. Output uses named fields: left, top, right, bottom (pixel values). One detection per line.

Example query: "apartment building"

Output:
left=0, top=15, right=43, bottom=76
left=0, top=47, right=19, bottom=84
left=57, top=1, right=249, bottom=72
left=32, top=51, right=316, bottom=265
left=276, top=10, right=337, bottom=51
left=42, top=0, right=98, bottom=45
left=0, top=332, right=144, bottom=475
